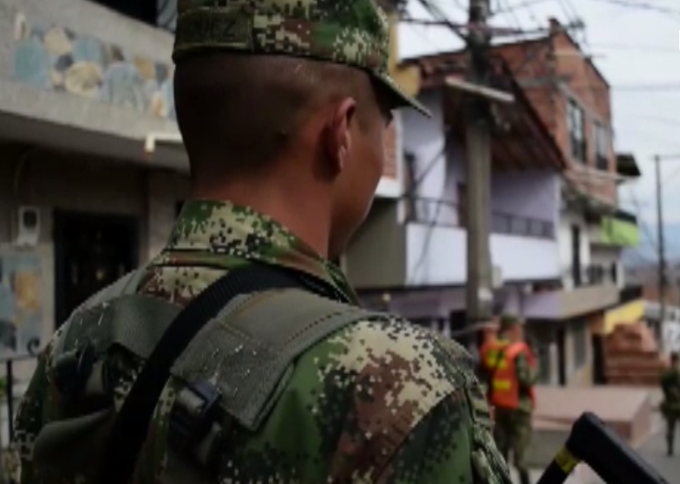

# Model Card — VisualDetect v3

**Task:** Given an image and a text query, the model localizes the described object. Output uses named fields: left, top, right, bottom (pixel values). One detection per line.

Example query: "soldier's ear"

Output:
left=323, top=98, right=356, bottom=176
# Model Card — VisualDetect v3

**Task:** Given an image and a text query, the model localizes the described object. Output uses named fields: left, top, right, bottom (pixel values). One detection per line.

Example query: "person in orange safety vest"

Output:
left=480, top=315, right=538, bottom=484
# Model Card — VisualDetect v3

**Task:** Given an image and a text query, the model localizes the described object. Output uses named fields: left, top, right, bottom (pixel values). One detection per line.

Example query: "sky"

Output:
left=396, top=0, right=680, bottom=256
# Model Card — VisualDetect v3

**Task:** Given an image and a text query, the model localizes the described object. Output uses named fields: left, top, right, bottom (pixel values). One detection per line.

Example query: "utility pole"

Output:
left=465, top=0, right=494, bottom=344
left=655, top=155, right=666, bottom=326
left=653, top=154, right=680, bottom=338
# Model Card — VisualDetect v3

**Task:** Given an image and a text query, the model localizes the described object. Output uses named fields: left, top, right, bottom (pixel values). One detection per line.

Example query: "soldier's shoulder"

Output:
left=303, top=314, right=476, bottom=406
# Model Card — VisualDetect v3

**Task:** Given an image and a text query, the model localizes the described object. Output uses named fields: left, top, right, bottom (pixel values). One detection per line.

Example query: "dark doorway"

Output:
left=592, top=334, right=607, bottom=384
left=53, top=210, right=138, bottom=328
left=556, top=325, right=567, bottom=386
left=571, top=225, right=581, bottom=286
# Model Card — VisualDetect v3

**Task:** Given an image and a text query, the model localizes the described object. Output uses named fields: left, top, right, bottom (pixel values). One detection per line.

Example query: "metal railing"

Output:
left=0, top=339, right=40, bottom=446
left=566, top=264, right=618, bottom=288
left=405, top=196, right=555, bottom=239
left=491, top=212, right=554, bottom=239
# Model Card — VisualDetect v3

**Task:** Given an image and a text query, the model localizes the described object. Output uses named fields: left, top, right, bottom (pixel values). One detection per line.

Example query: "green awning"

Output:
left=600, top=215, right=640, bottom=247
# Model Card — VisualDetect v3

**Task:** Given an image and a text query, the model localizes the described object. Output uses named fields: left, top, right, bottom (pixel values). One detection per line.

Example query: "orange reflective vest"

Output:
left=480, top=339, right=536, bottom=410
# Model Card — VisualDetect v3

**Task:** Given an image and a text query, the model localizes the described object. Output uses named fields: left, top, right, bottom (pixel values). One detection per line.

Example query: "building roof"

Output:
left=404, top=53, right=566, bottom=171
left=400, top=18, right=610, bottom=89
left=616, top=153, right=642, bottom=178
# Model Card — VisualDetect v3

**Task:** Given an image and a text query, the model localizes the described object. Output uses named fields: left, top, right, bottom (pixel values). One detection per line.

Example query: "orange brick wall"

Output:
left=383, top=121, right=398, bottom=180
left=492, top=25, right=617, bottom=203
left=643, top=283, right=680, bottom=307
left=551, top=29, right=616, bottom=203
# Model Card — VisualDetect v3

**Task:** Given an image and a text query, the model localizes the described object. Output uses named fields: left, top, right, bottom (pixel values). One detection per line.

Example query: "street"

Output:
left=511, top=414, right=680, bottom=484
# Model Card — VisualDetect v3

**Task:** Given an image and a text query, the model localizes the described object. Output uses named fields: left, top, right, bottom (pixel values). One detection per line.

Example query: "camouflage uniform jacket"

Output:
left=514, top=350, right=538, bottom=415
left=15, top=200, right=511, bottom=484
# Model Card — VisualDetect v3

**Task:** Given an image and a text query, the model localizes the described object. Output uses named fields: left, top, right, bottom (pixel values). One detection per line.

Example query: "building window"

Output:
left=594, top=122, right=609, bottom=170
left=567, top=99, right=586, bottom=162
left=573, top=323, right=588, bottom=369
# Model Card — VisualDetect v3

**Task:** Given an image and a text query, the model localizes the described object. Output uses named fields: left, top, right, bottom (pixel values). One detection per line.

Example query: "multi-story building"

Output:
left=347, top=55, right=567, bottom=335
left=355, top=18, right=643, bottom=387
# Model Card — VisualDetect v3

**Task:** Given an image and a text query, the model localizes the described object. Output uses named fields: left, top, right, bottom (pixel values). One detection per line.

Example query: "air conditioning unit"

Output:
left=14, top=206, right=40, bottom=247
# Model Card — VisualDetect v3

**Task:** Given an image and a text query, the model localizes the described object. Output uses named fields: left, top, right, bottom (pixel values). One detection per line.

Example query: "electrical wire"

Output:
left=589, top=0, right=680, bottom=19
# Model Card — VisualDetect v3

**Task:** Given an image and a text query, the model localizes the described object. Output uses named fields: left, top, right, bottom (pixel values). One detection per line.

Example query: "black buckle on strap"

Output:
left=169, top=380, right=223, bottom=465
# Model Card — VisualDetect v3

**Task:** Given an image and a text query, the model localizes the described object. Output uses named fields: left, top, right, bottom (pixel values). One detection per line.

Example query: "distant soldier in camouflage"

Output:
left=13, top=1, right=512, bottom=484
left=480, top=316, right=538, bottom=484
left=661, top=351, right=680, bottom=456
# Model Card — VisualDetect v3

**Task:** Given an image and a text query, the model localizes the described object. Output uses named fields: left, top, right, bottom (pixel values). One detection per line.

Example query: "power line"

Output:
left=588, top=42, right=678, bottom=53
left=589, top=0, right=680, bottom=19
left=491, top=0, right=550, bottom=15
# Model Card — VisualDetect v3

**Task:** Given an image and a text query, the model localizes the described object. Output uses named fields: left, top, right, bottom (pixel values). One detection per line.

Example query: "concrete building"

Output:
left=362, top=18, right=644, bottom=387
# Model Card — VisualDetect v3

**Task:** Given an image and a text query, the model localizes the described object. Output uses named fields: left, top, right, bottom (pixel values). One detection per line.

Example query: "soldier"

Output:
left=12, top=1, right=512, bottom=484
left=480, top=315, right=538, bottom=484
left=661, top=351, right=680, bottom=456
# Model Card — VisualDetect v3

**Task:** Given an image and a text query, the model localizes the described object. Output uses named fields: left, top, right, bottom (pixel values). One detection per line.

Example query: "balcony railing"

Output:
left=405, top=196, right=555, bottom=239
left=492, top=212, right=554, bottom=239
left=566, top=263, right=618, bottom=288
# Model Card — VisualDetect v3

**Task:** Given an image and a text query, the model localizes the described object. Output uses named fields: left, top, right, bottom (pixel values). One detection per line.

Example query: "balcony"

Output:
left=407, top=197, right=555, bottom=239
left=589, top=210, right=640, bottom=248
left=523, top=265, right=619, bottom=320
left=345, top=197, right=560, bottom=289
left=0, top=0, right=184, bottom=167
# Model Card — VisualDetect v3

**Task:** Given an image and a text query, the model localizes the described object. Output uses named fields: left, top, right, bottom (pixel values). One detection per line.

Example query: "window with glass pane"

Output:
left=594, top=122, right=609, bottom=170
left=567, top=99, right=586, bottom=162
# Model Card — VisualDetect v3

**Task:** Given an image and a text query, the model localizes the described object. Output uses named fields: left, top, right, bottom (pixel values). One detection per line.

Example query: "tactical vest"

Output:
left=480, top=340, right=536, bottom=410
left=31, top=264, right=382, bottom=483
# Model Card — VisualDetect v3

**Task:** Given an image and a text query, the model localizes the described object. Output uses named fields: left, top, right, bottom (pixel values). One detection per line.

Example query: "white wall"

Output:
left=400, top=89, right=447, bottom=209
left=406, top=225, right=560, bottom=285
left=400, top=89, right=561, bottom=286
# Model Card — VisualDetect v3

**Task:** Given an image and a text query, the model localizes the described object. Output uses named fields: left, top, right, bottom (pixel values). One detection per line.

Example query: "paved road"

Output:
left=634, top=423, right=680, bottom=483
left=511, top=414, right=680, bottom=484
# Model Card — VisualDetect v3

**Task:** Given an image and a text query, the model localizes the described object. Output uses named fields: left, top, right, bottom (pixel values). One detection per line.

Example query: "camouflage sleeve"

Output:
left=515, top=352, right=538, bottom=390
left=376, top=371, right=511, bottom=484
left=13, top=348, right=50, bottom=484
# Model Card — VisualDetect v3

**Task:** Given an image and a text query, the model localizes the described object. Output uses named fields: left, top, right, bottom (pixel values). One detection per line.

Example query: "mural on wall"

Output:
left=12, top=12, right=176, bottom=120
left=0, top=252, right=43, bottom=355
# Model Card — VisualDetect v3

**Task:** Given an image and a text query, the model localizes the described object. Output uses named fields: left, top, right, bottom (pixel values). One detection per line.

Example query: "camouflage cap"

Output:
left=499, top=314, right=523, bottom=332
left=172, top=0, right=430, bottom=117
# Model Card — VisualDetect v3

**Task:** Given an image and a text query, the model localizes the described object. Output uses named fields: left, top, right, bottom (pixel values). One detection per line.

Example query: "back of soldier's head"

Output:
left=671, top=352, right=679, bottom=365
left=171, top=0, right=428, bottom=184
left=170, top=1, right=428, bottom=256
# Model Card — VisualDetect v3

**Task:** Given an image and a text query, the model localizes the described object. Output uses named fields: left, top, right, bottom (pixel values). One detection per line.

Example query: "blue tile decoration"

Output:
left=12, top=12, right=176, bottom=120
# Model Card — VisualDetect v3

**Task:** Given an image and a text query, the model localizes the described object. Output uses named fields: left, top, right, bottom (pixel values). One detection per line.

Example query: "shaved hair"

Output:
left=174, top=53, right=377, bottom=184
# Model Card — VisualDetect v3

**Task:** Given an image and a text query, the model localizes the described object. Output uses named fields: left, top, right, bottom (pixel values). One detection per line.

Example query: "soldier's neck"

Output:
left=191, top=180, right=332, bottom=258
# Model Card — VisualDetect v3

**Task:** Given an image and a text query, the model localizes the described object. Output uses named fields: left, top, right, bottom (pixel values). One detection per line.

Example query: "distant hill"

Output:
left=622, top=221, right=680, bottom=268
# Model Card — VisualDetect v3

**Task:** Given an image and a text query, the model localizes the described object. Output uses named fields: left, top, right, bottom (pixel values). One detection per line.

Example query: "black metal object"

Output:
left=536, top=412, right=668, bottom=484
left=0, top=338, right=41, bottom=443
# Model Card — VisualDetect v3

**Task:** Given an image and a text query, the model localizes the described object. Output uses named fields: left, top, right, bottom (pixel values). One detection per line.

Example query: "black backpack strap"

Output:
left=94, top=262, right=315, bottom=484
